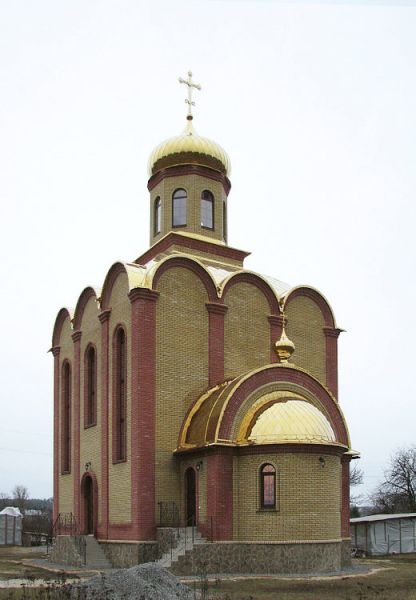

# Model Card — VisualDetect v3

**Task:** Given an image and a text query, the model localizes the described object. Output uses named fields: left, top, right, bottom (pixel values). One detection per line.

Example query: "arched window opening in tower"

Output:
left=172, top=188, right=187, bottom=227
left=62, top=361, right=71, bottom=474
left=260, top=463, right=276, bottom=509
left=114, top=327, right=127, bottom=462
left=85, top=345, right=97, bottom=427
left=201, top=190, right=214, bottom=229
left=154, top=196, right=161, bottom=235
left=223, top=199, right=227, bottom=242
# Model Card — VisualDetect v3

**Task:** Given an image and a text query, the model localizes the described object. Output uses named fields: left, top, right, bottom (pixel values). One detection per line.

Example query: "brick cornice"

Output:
left=206, top=302, right=228, bottom=315
left=128, top=288, right=160, bottom=304
left=147, top=164, right=231, bottom=195
left=98, top=309, right=112, bottom=324
left=323, top=327, right=343, bottom=339
left=51, top=346, right=61, bottom=358
left=268, top=314, right=285, bottom=327
left=71, top=330, right=82, bottom=343
left=134, top=232, right=249, bottom=266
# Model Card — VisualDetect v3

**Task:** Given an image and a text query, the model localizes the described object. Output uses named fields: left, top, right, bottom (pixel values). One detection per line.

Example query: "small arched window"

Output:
left=201, top=190, right=214, bottom=229
left=172, top=189, right=187, bottom=227
left=62, top=361, right=71, bottom=473
left=85, top=345, right=97, bottom=427
left=260, top=463, right=276, bottom=508
left=154, top=196, right=161, bottom=235
left=113, top=327, right=127, bottom=462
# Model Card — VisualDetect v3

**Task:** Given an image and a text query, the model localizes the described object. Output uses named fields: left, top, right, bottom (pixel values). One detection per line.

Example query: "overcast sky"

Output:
left=1, top=0, right=415, bottom=501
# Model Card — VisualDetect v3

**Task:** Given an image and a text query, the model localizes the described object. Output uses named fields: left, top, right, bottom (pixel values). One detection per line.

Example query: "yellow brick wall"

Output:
left=149, top=174, right=227, bottom=245
left=155, top=267, right=209, bottom=517
left=224, top=282, right=270, bottom=379
left=233, top=452, right=341, bottom=541
left=58, top=317, right=74, bottom=515
left=285, top=296, right=326, bottom=385
left=79, top=295, right=102, bottom=522
left=107, top=272, right=132, bottom=524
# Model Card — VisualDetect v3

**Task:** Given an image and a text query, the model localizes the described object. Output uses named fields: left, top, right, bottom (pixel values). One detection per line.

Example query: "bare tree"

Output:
left=371, top=446, right=416, bottom=514
left=350, top=463, right=364, bottom=517
left=12, top=485, right=29, bottom=514
left=0, top=492, right=10, bottom=511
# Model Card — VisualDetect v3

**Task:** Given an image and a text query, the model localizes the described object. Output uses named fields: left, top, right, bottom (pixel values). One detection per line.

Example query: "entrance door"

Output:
left=185, top=467, right=196, bottom=526
left=84, top=476, right=94, bottom=534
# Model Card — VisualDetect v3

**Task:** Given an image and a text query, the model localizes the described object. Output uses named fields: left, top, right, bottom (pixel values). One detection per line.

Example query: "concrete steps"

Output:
left=85, top=535, right=112, bottom=569
left=157, top=526, right=206, bottom=568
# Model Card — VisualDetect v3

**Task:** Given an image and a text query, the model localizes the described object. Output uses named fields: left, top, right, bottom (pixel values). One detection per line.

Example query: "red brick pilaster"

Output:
left=268, top=314, right=285, bottom=363
left=207, top=448, right=233, bottom=540
left=206, top=303, right=228, bottom=387
left=341, top=455, right=351, bottom=538
left=99, top=309, right=111, bottom=539
left=71, top=330, right=82, bottom=527
left=128, top=288, right=159, bottom=540
left=52, top=346, right=60, bottom=523
left=323, top=327, right=342, bottom=399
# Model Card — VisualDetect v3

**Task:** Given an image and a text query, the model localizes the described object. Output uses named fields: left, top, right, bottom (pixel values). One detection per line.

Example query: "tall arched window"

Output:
left=84, top=345, right=97, bottom=427
left=223, top=200, right=227, bottom=242
left=62, top=361, right=71, bottom=473
left=260, top=463, right=276, bottom=508
left=154, top=196, right=161, bottom=235
left=113, top=327, right=127, bottom=462
left=201, top=190, right=214, bottom=229
left=172, top=188, right=187, bottom=227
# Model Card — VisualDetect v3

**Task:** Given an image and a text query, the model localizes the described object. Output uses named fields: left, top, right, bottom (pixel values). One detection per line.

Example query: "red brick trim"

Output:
left=268, top=314, right=285, bottom=363
left=236, top=443, right=347, bottom=457
left=207, top=448, right=233, bottom=540
left=101, top=263, right=128, bottom=310
left=135, top=232, right=249, bottom=266
left=284, top=287, right=335, bottom=328
left=323, top=327, right=342, bottom=399
left=99, top=311, right=110, bottom=538
left=206, top=302, right=227, bottom=386
left=152, top=256, right=218, bottom=302
left=222, top=272, right=281, bottom=315
left=73, top=287, right=98, bottom=331
left=217, top=366, right=349, bottom=446
left=52, top=308, right=72, bottom=347
left=107, top=523, right=136, bottom=540
left=129, top=289, right=158, bottom=539
left=72, top=331, right=82, bottom=525
left=80, top=471, right=99, bottom=536
left=53, top=347, right=60, bottom=523
left=147, top=164, right=232, bottom=195
left=341, top=455, right=352, bottom=538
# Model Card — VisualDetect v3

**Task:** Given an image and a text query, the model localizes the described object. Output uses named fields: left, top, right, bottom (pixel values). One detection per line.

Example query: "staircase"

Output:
left=85, top=535, right=112, bottom=569
left=156, top=526, right=207, bottom=568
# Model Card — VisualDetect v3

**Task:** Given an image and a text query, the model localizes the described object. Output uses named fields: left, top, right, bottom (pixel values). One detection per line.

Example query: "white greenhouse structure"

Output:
left=0, top=507, right=23, bottom=546
left=351, top=513, right=416, bottom=555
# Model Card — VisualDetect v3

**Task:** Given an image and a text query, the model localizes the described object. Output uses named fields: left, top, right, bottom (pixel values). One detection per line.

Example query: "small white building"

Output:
left=351, top=513, right=416, bottom=555
left=0, top=507, right=23, bottom=546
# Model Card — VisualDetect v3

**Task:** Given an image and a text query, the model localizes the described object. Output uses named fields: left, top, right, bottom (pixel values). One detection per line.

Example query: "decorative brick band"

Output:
left=222, top=273, right=280, bottom=316
left=152, top=256, right=218, bottom=302
left=147, top=164, right=232, bottom=195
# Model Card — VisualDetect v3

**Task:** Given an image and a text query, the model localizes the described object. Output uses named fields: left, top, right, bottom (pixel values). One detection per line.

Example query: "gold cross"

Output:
left=178, top=70, right=202, bottom=119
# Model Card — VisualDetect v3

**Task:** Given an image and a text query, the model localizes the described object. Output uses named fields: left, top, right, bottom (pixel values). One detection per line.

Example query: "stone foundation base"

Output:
left=341, top=539, right=351, bottom=567
left=170, top=541, right=344, bottom=576
left=99, top=541, right=159, bottom=568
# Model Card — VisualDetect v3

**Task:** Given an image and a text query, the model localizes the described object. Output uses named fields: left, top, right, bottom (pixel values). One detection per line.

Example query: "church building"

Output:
left=51, top=72, right=355, bottom=574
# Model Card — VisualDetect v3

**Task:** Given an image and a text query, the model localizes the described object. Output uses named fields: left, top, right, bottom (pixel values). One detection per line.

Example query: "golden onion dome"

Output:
left=248, top=400, right=336, bottom=445
left=148, top=119, right=231, bottom=177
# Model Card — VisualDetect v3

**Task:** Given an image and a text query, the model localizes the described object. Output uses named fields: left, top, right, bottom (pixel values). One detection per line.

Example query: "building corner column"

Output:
left=71, top=330, right=82, bottom=529
left=99, top=309, right=111, bottom=539
left=323, top=327, right=342, bottom=399
left=206, top=302, right=227, bottom=386
left=207, top=448, right=233, bottom=541
left=129, top=288, right=159, bottom=540
left=341, top=454, right=352, bottom=539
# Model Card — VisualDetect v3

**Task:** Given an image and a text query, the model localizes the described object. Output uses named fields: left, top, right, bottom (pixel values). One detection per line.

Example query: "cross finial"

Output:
left=178, top=70, right=202, bottom=120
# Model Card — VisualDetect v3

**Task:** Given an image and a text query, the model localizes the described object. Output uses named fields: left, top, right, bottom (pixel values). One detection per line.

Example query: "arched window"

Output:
left=113, top=327, right=127, bottom=462
left=85, top=345, right=97, bottom=427
left=154, top=196, right=161, bottom=235
left=223, top=200, right=227, bottom=242
left=201, top=190, right=214, bottom=229
left=172, top=189, right=187, bottom=227
left=260, top=463, right=276, bottom=508
left=62, top=361, right=71, bottom=473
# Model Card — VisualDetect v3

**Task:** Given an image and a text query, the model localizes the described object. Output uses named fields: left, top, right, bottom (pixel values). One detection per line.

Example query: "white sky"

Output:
left=0, top=0, right=415, bottom=501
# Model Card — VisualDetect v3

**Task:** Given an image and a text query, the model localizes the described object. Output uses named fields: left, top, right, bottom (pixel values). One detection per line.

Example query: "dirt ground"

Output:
left=0, top=547, right=415, bottom=599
